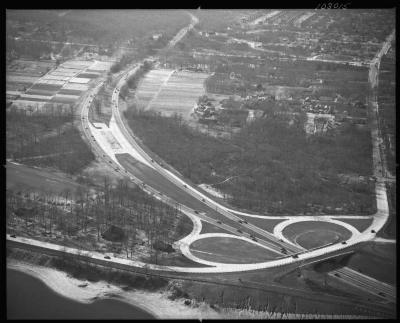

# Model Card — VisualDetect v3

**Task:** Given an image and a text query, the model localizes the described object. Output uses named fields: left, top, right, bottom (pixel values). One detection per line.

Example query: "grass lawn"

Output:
left=282, top=221, right=352, bottom=249
left=245, top=217, right=287, bottom=233
left=190, top=237, right=279, bottom=264
left=6, top=162, right=90, bottom=197
left=200, top=221, right=235, bottom=235
left=147, top=253, right=210, bottom=268
left=332, top=217, right=373, bottom=233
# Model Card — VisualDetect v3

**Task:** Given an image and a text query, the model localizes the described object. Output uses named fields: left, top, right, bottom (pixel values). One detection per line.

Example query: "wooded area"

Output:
left=124, top=106, right=375, bottom=215
left=6, top=177, right=192, bottom=263
left=7, top=108, right=95, bottom=174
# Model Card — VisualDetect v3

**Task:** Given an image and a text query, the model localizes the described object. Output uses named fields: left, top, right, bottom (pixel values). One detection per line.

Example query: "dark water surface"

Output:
left=7, top=269, right=155, bottom=319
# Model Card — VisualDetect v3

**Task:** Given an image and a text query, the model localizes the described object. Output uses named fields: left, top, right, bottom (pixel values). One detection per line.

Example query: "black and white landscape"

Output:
left=6, top=8, right=396, bottom=319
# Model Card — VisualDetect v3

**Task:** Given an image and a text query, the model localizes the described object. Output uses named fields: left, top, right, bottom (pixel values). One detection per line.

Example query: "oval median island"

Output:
left=282, top=221, right=353, bottom=250
left=189, top=236, right=281, bottom=264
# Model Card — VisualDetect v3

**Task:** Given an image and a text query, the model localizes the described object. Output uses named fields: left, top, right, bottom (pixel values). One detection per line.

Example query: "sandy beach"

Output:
left=7, top=259, right=222, bottom=319
left=7, top=259, right=379, bottom=319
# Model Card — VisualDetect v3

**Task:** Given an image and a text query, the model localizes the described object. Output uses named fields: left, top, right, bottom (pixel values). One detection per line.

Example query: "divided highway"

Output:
left=7, top=15, right=395, bottom=307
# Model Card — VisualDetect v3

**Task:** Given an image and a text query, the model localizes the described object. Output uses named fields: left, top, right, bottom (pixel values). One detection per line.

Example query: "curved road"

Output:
left=7, top=15, right=395, bottom=304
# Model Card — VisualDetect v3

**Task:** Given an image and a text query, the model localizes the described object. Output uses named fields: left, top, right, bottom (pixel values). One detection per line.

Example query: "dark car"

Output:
left=104, top=256, right=111, bottom=259
left=334, top=273, right=340, bottom=277
left=251, top=237, right=257, bottom=242
left=194, top=210, right=199, bottom=214
left=292, top=254, right=299, bottom=259
left=378, top=292, right=385, bottom=297
left=238, top=220, right=243, bottom=224
left=237, top=229, right=243, bottom=233
left=202, top=198, right=206, bottom=202
left=371, top=230, right=376, bottom=233
left=10, top=234, right=16, bottom=238
left=342, top=241, right=347, bottom=245
left=216, top=221, right=222, bottom=224
left=243, top=220, right=248, bottom=224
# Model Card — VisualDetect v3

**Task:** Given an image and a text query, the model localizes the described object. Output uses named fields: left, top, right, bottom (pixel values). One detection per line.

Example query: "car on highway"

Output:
left=216, top=220, right=222, bottom=224
left=342, top=241, right=347, bottom=245
left=334, top=273, right=340, bottom=277
left=237, top=229, right=243, bottom=233
left=251, top=237, right=257, bottom=242
left=292, top=254, right=299, bottom=259
left=10, top=234, right=16, bottom=238
left=183, top=184, right=187, bottom=188
left=201, top=198, right=206, bottom=202
left=194, top=210, right=199, bottom=214
left=371, top=230, right=376, bottom=233
left=243, top=220, right=248, bottom=224
left=104, top=256, right=111, bottom=259
left=238, top=220, right=243, bottom=224
left=378, top=292, right=386, bottom=297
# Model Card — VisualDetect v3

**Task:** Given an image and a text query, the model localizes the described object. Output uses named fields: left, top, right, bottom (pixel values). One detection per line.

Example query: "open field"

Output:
left=136, top=69, right=174, bottom=106
left=282, top=221, right=352, bottom=249
left=331, top=218, right=373, bottom=233
left=6, top=162, right=89, bottom=197
left=190, top=237, right=279, bottom=264
left=136, top=69, right=209, bottom=120
left=7, top=59, right=110, bottom=110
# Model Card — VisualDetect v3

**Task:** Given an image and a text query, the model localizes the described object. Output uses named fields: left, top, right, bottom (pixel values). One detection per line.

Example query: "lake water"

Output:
left=7, top=269, right=155, bottom=319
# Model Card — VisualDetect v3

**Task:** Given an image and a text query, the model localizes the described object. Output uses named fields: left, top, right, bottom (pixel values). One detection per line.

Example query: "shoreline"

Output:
left=6, top=259, right=222, bottom=319
left=6, top=256, right=382, bottom=319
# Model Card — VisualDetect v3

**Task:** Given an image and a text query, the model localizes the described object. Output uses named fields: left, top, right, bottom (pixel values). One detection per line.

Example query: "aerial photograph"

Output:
left=5, top=8, right=396, bottom=319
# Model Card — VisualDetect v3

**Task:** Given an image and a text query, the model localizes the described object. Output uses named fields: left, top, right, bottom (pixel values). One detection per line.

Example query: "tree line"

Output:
left=7, top=108, right=95, bottom=175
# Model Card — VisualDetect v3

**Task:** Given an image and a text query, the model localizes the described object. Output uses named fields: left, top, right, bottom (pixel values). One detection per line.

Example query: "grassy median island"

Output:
left=190, top=237, right=280, bottom=264
left=124, top=106, right=376, bottom=215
